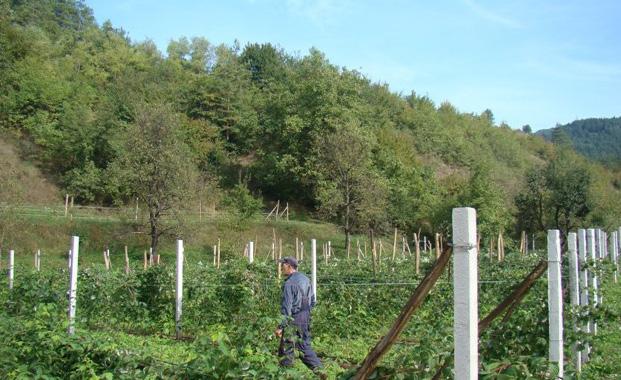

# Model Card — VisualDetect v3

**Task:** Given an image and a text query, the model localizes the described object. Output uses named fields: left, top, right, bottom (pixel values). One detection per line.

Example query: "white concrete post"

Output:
left=599, top=230, right=605, bottom=304
left=8, top=249, right=14, bottom=290
left=248, top=241, right=254, bottom=264
left=36, top=249, right=41, bottom=271
left=176, top=239, right=184, bottom=339
left=604, top=232, right=609, bottom=259
left=587, top=228, right=598, bottom=335
left=68, top=236, right=79, bottom=335
left=452, top=207, right=478, bottom=380
left=311, top=239, right=317, bottom=303
left=613, top=230, right=619, bottom=283
left=578, top=229, right=590, bottom=362
left=547, top=230, right=563, bottom=378
left=567, top=232, right=581, bottom=372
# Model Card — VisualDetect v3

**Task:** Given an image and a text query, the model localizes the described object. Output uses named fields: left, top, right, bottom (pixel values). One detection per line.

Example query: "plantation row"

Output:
left=0, top=231, right=618, bottom=378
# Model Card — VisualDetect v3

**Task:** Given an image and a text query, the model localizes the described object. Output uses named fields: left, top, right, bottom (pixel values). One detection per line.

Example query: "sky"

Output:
left=86, top=0, right=621, bottom=131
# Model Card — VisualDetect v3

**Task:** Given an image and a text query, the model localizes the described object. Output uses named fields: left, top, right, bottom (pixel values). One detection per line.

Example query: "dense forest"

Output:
left=2, top=0, right=621, bottom=249
left=537, top=117, right=621, bottom=166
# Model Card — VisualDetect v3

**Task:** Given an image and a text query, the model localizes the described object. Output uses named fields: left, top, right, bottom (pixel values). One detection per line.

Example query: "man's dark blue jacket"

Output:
left=280, top=271, right=315, bottom=328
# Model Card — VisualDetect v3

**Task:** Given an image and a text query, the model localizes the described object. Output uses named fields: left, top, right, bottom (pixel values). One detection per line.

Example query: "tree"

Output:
left=481, top=109, right=495, bottom=125
left=314, top=122, right=387, bottom=255
left=521, top=124, right=532, bottom=134
left=515, top=152, right=591, bottom=243
left=111, top=103, right=198, bottom=255
left=551, top=125, right=572, bottom=148
left=459, top=164, right=510, bottom=239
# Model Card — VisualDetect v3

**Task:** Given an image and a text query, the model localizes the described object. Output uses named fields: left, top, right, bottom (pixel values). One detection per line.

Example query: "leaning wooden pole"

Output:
left=432, top=258, right=549, bottom=380
left=352, top=245, right=452, bottom=380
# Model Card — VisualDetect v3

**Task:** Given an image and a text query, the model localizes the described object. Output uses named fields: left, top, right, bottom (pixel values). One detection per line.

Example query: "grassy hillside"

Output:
left=0, top=133, right=60, bottom=205
left=1, top=0, right=620, bottom=252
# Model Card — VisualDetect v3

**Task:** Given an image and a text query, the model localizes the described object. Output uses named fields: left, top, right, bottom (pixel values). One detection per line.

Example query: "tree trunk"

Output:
left=149, top=210, right=159, bottom=257
left=345, top=231, right=351, bottom=259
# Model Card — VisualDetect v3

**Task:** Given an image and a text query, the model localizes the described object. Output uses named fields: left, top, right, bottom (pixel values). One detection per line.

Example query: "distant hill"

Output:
left=537, top=117, right=621, bottom=164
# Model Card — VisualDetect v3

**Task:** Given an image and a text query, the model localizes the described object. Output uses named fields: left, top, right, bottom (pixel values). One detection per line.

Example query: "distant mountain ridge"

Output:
left=537, top=117, right=621, bottom=163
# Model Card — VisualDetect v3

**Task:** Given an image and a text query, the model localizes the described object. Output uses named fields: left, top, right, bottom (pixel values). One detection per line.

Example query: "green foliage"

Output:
left=1, top=0, right=621, bottom=247
left=110, top=102, right=199, bottom=254
left=515, top=151, right=591, bottom=238
left=221, top=183, right=263, bottom=228
left=2, top=251, right=618, bottom=378
left=537, top=117, right=621, bottom=165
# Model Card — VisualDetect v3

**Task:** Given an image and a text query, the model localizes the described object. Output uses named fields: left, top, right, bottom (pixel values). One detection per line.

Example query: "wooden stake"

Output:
left=217, top=239, right=221, bottom=269
left=270, top=241, right=275, bottom=261
left=266, top=201, right=279, bottom=220
left=135, top=197, right=139, bottom=221
left=435, top=233, right=441, bottom=259
left=414, top=233, right=420, bottom=271
left=64, top=194, right=69, bottom=217
left=497, top=232, right=504, bottom=261
left=213, top=245, right=217, bottom=266
left=392, top=228, right=398, bottom=261
left=278, top=238, right=282, bottom=279
left=103, top=250, right=108, bottom=270
left=124, top=246, right=130, bottom=275
left=347, top=239, right=351, bottom=260
left=295, top=237, right=299, bottom=260
left=143, top=250, right=148, bottom=270
left=415, top=235, right=420, bottom=275
left=324, top=243, right=328, bottom=265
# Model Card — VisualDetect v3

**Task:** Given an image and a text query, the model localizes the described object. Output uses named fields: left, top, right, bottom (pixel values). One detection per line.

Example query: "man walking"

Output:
left=275, top=257, right=323, bottom=373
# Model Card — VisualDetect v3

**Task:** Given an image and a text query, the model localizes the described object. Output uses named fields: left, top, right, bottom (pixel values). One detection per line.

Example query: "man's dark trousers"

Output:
left=279, top=299, right=321, bottom=369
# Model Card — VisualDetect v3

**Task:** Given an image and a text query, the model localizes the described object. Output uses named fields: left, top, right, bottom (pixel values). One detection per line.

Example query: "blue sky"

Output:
left=86, top=0, right=620, bottom=131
